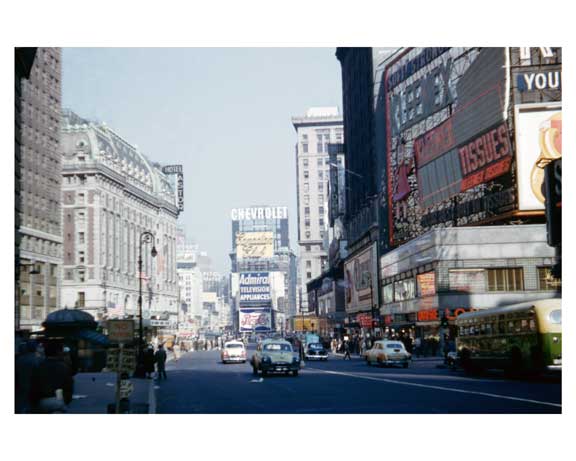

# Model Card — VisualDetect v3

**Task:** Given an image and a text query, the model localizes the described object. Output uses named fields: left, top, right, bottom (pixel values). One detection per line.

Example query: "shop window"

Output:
left=487, top=268, right=524, bottom=292
left=537, top=267, right=561, bottom=290
left=382, top=283, right=394, bottom=304
left=394, top=278, right=415, bottom=301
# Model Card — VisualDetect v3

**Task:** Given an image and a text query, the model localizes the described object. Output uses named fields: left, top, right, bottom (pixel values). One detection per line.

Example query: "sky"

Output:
left=62, top=48, right=343, bottom=273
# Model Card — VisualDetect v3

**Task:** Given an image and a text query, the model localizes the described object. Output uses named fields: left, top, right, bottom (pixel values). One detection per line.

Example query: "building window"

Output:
left=487, top=268, right=524, bottom=292
left=303, top=170, right=309, bottom=179
left=302, top=143, right=308, bottom=153
left=78, top=232, right=85, bottom=244
left=318, top=170, right=324, bottom=180
left=538, top=267, right=561, bottom=290
left=319, top=218, right=324, bottom=227
left=317, top=142, right=323, bottom=153
left=305, top=219, right=310, bottom=228
left=318, top=194, right=324, bottom=203
left=304, top=183, right=309, bottom=193
left=305, top=245, right=311, bottom=252
left=78, top=251, right=85, bottom=264
left=304, top=207, right=310, bottom=216
left=306, top=260, right=311, bottom=268
left=307, top=272, right=312, bottom=280
left=304, top=195, right=310, bottom=205
left=78, top=193, right=85, bottom=204
left=305, top=231, right=311, bottom=239
left=303, top=159, right=308, bottom=168
left=319, top=206, right=324, bottom=216
left=318, top=183, right=324, bottom=192
left=78, top=270, right=85, bottom=282
left=319, top=231, right=325, bottom=239
left=77, top=292, right=85, bottom=307
left=317, top=158, right=323, bottom=167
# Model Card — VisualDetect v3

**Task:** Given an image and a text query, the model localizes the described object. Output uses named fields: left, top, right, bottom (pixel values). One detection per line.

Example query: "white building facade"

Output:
left=292, top=108, right=344, bottom=312
left=60, top=110, right=180, bottom=323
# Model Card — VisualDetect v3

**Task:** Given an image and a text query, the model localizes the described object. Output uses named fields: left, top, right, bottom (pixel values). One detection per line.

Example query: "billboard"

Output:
left=344, top=243, right=378, bottom=313
left=236, top=231, right=274, bottom=259
left=239, top=308, right=272, bottom=332
left=385, top=48, right=514, bottom=246
left=514, top=104, right=561, bottom=211
left=238, top=272, right=271, bottom=306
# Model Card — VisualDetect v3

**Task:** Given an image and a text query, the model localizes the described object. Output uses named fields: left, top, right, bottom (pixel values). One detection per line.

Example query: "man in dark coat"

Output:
left=343, top=340, right=351, bottom=360
left=29, top=342, right=74, bottom=413
left=154, top=344, right=168, bottom=380
left=15, top=341, right=41, bottom=413
left=143, top=346, right=155, bottom=379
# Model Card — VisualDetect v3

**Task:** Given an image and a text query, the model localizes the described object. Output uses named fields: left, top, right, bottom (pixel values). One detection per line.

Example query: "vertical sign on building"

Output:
left=162, top=165, right=184, bottom=212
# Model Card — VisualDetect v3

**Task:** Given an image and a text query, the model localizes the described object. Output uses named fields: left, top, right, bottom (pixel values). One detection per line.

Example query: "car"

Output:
left=305, top=342, right=328, bottom=361
left=221, top=340, right=247, bottom=364
left=365, top=340, right=411, bottom=368
left=251, top=339, right=301, bottom=376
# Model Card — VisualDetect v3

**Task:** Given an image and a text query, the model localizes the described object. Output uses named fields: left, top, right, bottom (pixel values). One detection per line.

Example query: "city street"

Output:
left=155, top=346, right=561, bottom=414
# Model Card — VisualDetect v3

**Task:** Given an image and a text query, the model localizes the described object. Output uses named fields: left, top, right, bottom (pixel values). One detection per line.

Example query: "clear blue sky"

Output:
left=62, top=48, right=343, bottom=273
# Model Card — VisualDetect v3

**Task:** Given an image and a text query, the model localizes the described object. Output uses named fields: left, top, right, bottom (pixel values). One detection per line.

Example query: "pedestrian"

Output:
left=173, top=343, right=180, bottom=362
left=443, top=334, right=451, bottom=363
left=144, top=345, right=155, bottom=379
left=155, top=344, right=168, bottom=380
left=29, top=342, right=74, bottom=413
left=343, top=340, right=351, bottom=360
left=15, top=340, right=41, bottom=413
left=414, top=337, right=422, bottom=358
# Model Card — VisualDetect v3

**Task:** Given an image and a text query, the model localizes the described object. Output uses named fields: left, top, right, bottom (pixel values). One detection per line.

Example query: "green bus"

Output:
left=455, top=298, right=561, bottom=374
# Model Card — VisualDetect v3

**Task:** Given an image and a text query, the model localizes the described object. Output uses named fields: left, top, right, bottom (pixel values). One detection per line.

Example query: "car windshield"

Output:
left=264, top=343, right=292, bottom=352
left=309, top=344, right=324, bottom=350
left=226, top=344, right=244, bottom=349
left=386, top=343, right=404, bottom=349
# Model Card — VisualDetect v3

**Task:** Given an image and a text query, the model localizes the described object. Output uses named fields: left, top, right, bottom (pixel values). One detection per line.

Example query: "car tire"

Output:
left=403, top=362, right=409, bottom=368
left=292, top=370, right=299, bottom=377
left=242, top=360, right=246, bottom=364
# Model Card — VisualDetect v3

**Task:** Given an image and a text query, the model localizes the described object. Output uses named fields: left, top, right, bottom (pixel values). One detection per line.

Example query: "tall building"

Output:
left=229, top=205, right=297, bottom=333
left=17, top=48, right=63, bottom=331
left=292, top=108, right=343, bottom=312
left=60, top=110, right=180, bottom=327
left=176, top=228, right=203, bottom=334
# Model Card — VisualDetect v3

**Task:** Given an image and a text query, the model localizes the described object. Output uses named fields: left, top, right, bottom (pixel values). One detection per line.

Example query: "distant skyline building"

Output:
left=17, top=47, right=63, bottom=331
left=292, top=107, right=343, bottom=313
left=60, top=109, right=180, bottom=325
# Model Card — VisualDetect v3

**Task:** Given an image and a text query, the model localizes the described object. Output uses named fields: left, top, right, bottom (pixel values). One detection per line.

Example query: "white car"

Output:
left=221, top=340, right=247, bottom=364
left=365, top=340, right=411, bottom=368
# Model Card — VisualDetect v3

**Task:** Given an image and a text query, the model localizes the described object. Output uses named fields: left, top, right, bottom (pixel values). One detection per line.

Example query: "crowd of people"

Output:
left=15, top=340, right=75, bottom=414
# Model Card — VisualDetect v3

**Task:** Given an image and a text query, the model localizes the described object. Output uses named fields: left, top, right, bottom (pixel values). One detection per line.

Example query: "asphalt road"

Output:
left=155, top=345, right=561, bottom=414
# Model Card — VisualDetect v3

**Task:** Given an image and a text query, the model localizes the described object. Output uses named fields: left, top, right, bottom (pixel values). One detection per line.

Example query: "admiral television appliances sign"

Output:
left=238, top=272, right=271, bottom=306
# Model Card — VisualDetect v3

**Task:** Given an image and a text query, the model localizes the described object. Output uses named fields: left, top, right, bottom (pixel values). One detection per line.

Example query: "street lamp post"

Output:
left=135, top=231, right=157, bottom=378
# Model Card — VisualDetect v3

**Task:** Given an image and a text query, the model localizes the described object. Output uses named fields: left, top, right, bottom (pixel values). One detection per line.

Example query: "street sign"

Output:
left=106, top=348, right=137, bottom=373
left=107, top=319, right=135, bottom=344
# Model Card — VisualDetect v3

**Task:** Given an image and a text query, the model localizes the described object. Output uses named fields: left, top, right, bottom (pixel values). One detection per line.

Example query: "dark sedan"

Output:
left=304, top=343, right=328, bottom=361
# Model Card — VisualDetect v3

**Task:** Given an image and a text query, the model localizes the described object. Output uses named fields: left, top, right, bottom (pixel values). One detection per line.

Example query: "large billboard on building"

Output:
left=236, top=232, right=274, bottom=259
left=239, top=308, right=272, bottom=332
left=385, top=47, right=515, bottom=246
left=238, top=272, right=271, bottom=306
left=344, top=242, right=378, bottom=313
left=514, top=104, right=562, bottom=211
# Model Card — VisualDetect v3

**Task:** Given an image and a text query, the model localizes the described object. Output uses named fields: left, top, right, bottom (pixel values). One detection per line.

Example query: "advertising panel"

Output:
left=385, top=47, right=514, bottom=246
left=231, top=206, right=288, bottom=221
left=514, top=104, right=562, bottom=211
left=236, top=231, right=274, bottom=259
left=344, top=243, right=378, bottom=312
left=238, top=272, right=271, bottom=306
left=239, top=308, right=272, bottom=332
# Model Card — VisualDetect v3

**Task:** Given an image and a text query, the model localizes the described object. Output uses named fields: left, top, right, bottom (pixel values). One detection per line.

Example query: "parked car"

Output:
left=221, top=340, right=247, bottom=364
left=365, top=340, right=411, bottom=368
left=251, top=339, right=301, bottom=376
left=305, top=343, right=328, bottom=361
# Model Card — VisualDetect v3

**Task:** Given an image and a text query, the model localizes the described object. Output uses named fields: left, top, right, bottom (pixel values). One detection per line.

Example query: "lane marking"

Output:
left=307, top=368, right=562, bottom=408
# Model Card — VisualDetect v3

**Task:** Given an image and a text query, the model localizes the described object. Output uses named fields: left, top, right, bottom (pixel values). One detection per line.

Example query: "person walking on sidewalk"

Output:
left=173, top=343, right=180, bottom=362
left=155, top=344, right=168, bottom=380
left=144, top=345, right=155, bottom=379
left=343, top=340, right=351, bottom=360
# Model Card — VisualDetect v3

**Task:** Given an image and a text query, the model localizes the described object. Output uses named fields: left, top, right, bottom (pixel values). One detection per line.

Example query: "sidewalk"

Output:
left=67, top=372, right=155, bottom=414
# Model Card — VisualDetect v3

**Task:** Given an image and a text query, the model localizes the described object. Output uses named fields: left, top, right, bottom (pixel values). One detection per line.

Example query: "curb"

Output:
left=148, top=379, right=156, bottom=414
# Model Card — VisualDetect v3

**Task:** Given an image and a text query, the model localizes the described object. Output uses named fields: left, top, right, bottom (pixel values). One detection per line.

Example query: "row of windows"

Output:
left=302, top=157, right=342, bottom=168
left=382, top=268, right=559, bottom=304
left=304, top=206, right=325, bottom=216
left=302, top=182, right=325, bottom=193
left=303, top=194, right=324, bottom=206
left=459, top=317, right=537, bottom=337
